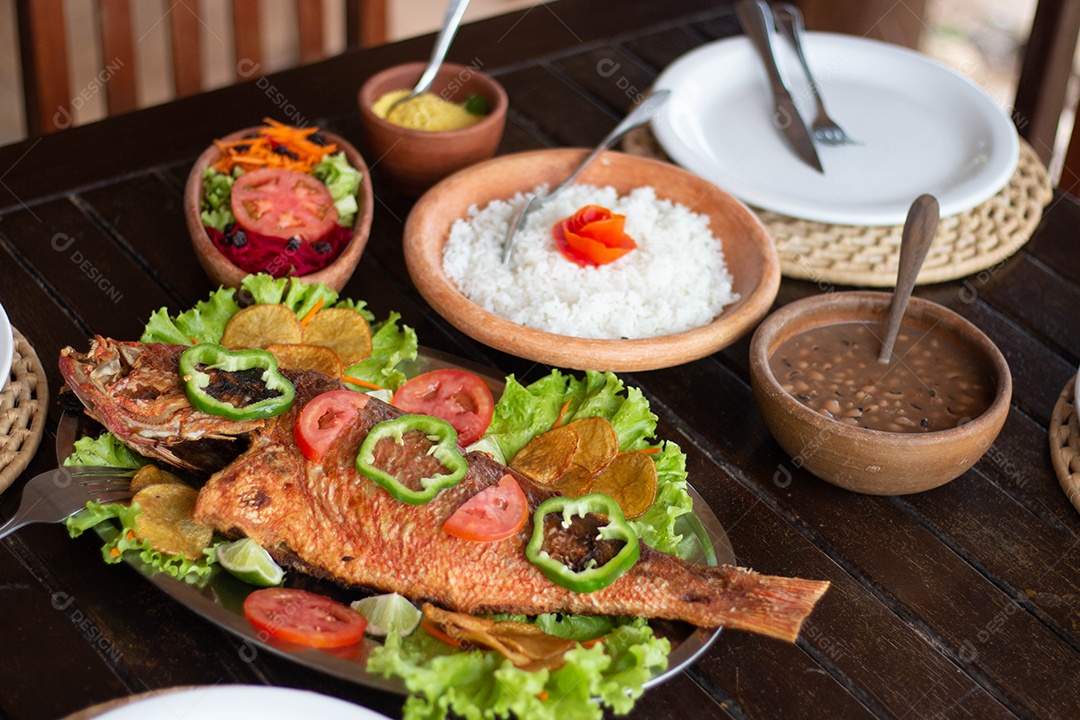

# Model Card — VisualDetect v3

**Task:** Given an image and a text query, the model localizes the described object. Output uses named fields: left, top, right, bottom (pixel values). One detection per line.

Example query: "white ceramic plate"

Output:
left=94, top=685, right=391, bottom=720
left=0, top=301, right=12, bottom=391
left=652, top=32, right=1020, bottom=226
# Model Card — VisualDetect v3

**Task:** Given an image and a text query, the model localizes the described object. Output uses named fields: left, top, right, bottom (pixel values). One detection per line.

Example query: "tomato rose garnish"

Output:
left=553, top=205, right=637, bottom=267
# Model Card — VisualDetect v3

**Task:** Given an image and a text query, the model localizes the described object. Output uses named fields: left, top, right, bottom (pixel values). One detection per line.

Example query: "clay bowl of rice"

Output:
left=403, top=148, right=780, bottom=371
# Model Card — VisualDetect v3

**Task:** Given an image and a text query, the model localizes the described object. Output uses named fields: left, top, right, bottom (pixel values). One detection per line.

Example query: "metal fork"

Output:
left=0, top=466, right=134, bottom=539
left=774, top=3, right=859, bottom=146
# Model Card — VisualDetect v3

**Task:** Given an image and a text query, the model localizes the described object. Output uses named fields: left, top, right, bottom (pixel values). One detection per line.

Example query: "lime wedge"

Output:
left=351, top=593, right=422, bottom=637
left=217, top=538, right=285, bottom=587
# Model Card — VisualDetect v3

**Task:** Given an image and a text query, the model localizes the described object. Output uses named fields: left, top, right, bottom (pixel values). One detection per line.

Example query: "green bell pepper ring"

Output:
left=356, top=415, right=468, bottom=504
left=179, top=344, right=295, bottom=421
left=526, top=493, right=641, bottom=594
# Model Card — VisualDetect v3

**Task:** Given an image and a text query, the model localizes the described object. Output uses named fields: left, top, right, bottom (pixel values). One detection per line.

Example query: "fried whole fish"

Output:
left=60, top=337, right=829, bottom=642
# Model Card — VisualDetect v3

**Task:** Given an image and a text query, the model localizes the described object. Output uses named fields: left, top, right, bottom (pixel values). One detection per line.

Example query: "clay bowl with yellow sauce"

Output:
left=358, top=62, right=507, bottom=196
left=749, top=291, right=1012, bottom=495
left=184, top=128, right=373, bottom=292
left=404, top=148, right=781, bottom=372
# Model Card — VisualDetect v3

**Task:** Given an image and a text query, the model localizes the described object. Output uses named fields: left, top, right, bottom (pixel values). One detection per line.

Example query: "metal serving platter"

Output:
left=57, top=347, right=735, bottom=693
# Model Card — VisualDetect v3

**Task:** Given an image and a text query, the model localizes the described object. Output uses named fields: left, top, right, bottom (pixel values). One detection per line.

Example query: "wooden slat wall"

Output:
left=17, top=0, right=391, bottom=136
left=1013, top=0, right=1080, bottom=168
left=16, top=0, right=70, bottom=134
left=232, top=0, right=263, bottom=78
left=346, top=0, right=388, bottom=49
left=297, top=0, right=325, bottom=64
left=169, top=0, right=202, bottom=98
left=98, top=0, right=138, bottom=115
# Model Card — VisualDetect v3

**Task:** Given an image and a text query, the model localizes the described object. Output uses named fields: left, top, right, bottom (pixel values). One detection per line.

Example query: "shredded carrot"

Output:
left=109, top=547, right=121, bottom=558
left=536, top=691, right=550, bottom=701
left=581, top=636, right=606, bottom=648
left=640, top=447, right=661, bottom=455
left=553, top=399, right=572, bottom=427
left=125, top=530, right=136, bottom=540
left=300, top=298, right=325, bottom=327
left=190, top=337, right=199, bottom=345
left=343, top=375, right=384, bottom=391
left=210, top=119, right=338, bottom=175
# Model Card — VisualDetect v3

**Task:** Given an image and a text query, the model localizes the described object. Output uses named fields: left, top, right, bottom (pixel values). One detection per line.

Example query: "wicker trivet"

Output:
left=0, top=328, right=48, bottom=494
left=1049, top=375, right=1080, bottom=516
left=622, top=130, right=1053, bottom=286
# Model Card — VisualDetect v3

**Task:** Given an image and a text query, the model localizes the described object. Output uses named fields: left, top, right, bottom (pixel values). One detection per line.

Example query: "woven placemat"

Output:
left=622, top=129, right=1053, bottom=286
left=0, top=328, right=48, bottom=494
left=1049, top=375, right=1080, bottom=516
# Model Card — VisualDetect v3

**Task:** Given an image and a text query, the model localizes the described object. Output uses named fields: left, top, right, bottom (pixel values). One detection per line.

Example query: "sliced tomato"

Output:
left=231, top=167, right=338, bottom=241
left=391, top=369, right=495, bottom=447
left=295, top=390, right=371, bottom=462
left=443, top=473, right=529, bottom=542
left=243, top=588, right=367, bottom=648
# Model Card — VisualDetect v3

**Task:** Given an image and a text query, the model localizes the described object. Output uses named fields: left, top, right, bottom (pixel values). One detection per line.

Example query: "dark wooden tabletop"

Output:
left=2, top=0, right=1079, bottom=718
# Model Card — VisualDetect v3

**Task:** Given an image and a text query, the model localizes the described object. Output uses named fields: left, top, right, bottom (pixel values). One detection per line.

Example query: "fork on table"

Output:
left=0, top=466, right=134, bottom=539
left=773, top=3, right=859, bottom=146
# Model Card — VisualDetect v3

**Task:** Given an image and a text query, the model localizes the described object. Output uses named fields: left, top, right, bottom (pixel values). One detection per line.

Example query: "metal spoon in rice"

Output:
left=387, top=0, right=472, bottom=115
left=501, top=89, right=672, bottom=265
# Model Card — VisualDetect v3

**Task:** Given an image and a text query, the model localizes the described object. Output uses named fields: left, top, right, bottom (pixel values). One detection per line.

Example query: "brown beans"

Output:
left=769, top=322, right=994, bottom=433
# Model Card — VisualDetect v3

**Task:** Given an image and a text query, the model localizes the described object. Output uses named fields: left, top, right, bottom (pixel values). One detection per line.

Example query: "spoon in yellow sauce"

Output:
left=878, top=194, right=940, bottom=364
left=387, top=0, right=472, bottom=116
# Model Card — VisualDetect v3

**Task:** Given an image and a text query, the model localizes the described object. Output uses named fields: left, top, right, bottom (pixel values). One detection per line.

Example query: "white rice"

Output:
left=442, top=184, right=738, bottom=340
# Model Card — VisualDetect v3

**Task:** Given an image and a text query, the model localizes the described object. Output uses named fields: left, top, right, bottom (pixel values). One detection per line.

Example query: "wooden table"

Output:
left=2, top=0, right=1078, bottom=717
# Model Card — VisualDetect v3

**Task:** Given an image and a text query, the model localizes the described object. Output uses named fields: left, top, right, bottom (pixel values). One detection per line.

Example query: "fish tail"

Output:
left=692, top=564, right=830, bottom=642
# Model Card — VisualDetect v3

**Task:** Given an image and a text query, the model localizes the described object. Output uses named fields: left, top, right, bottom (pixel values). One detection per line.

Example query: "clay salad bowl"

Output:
left=403, top=148, right=781, bottom=372
left=184, top=126, right=374, bottom=292
left=359, top=61, right=507, bottom=196
left=749, top=291, right=1012, bottom=495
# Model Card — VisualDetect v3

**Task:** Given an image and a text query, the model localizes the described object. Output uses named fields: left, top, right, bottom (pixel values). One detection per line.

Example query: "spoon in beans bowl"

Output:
left=878, top=194, right=940, bottom=364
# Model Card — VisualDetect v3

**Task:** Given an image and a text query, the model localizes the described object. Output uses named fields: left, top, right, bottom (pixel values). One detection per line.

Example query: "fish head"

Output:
left=59, top=337, right=263, bottom=473
left=61, top=337, right=186, bottom=423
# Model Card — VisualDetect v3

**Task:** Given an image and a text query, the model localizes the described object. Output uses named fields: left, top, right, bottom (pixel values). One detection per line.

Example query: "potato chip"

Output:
left=565, top=416, right=618, bottom=474
left=552, top=463, right=593, bottom=498
left=266, top=343, right=344, bottom=378
left=129, top=465, right=186, bottom=495
left=590, top=451, right=658, bottom=519
left=132, top=484, right=214, bottom=560
left=221, top=304, right=303, bottom=349
left=303, top=308, right=373, bottom=365
left=509, top=425, right=580, bottom=485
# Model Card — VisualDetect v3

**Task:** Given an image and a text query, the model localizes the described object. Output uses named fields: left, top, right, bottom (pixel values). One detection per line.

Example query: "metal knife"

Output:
left=735, top=0, right=824, bottom=173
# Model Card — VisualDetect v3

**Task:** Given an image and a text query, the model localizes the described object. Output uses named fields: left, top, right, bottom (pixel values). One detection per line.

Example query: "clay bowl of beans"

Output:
left=749, top=291, right=1011, bottom=495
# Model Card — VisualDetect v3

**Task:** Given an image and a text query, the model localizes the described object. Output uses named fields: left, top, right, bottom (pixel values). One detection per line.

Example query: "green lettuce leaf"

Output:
left=344, top=311, right=418, bottom=392
left=65, top=501, right=215, bottom=581
left=242, top=273, right=340, bottom=320
left=64, top=434, right=148, bottom=469
left=484, top=369, right=691, bottom=555
left=139, top=286, right=240, bottom=344
left=311, top=151, right=362, bottom=227
left=631, top=440, right=692, bottom=555
left=137, top=276, right=415, bottom=388
left=367, top=620, right=668, bottom=720
left=200, top=168, right=235, bottom=231
left=333, top=296, right=375, bottom=323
